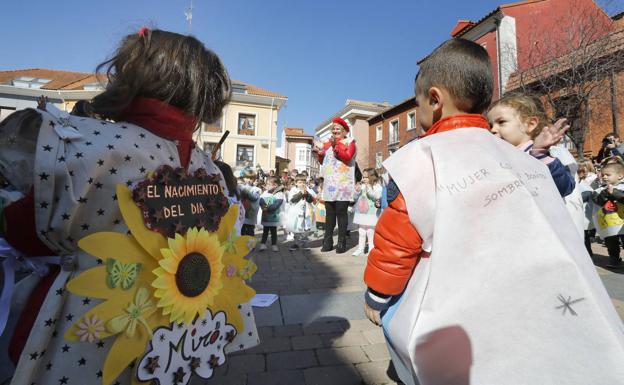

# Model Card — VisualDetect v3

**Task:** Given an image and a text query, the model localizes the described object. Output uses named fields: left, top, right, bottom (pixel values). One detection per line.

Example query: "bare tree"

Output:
left=507, top=0, right=624, bottom=159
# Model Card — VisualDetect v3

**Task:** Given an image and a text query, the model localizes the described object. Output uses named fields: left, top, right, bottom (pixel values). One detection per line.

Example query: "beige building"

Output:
left=315, top=99, right=390, bottom=169
left=198, top=81, right=287, bottom=173
left=278, top=128, right=319, bottom=177
left=0, top=70, right=287, bottom=172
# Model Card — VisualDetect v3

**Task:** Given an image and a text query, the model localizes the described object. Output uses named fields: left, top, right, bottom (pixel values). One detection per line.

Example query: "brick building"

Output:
left=279, top=127, right=319, bottom=177
left=367, top=97, right=420, bottom=169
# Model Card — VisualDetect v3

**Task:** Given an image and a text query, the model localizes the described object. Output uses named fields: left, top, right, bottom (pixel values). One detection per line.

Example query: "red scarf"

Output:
left=421, top=114, right=490, bottom=137
left=120, top=98, right=199, bottom=168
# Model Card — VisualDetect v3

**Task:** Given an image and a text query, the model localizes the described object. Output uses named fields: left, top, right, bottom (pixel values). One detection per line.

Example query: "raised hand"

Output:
left=533, top=118, right=570, bottom=150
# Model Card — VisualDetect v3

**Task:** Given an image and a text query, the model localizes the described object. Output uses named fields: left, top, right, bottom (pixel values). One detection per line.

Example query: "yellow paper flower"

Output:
left=64, top=184, right=256, bottom=385
left=152, top=228, right=225, bottom=324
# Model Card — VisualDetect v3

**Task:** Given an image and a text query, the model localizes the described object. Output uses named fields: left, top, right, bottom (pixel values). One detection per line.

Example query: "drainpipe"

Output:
left=611, top=69, right=619, bottom=136
left=267, top=97, right=275, bottom=171
left=494, top=14, right=504, bottom=98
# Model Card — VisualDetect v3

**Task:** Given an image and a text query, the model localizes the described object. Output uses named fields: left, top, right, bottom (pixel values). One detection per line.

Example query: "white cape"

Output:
left=382, top=128, right=624, bottom=385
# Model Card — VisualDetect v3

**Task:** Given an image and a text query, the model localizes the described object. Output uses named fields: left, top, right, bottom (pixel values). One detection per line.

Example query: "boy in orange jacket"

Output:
left=363, top=38, right=624, bottom=385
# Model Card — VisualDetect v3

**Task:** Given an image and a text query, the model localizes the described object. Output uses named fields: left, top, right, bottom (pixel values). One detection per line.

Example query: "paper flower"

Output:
left=64, top=184, right=256, bottom=385
left=106, top=258, right=141, bottom=290
left=75, top=314, right=105, bottom=343
left=107, top=286, right=155, bottom=337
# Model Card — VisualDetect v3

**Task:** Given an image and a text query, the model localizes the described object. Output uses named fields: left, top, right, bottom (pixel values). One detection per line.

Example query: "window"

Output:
left=407, top=112, right=416, bottom=130
left=375, top=125, right=382, bottom=142
left=298, top=148, right=306, bottom=162
left=375, top=152, right=383, bottom=169
left=203, top=142, right=220, bottom=159
left=0, top=106, right=16, bottom=122
left=203, top=118, right=222, bottom=133
left=236, top=145, right=254, bottom=167
left=389, top=120, right=399, bottom=144
left=238, top=113, right=256, bottom=136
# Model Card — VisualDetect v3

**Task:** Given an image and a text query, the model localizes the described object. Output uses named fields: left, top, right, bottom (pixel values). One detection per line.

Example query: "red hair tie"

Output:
left=138, top=27, right=148, bottom=37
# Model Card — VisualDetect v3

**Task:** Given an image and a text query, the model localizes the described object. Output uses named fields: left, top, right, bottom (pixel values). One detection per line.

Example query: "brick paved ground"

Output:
left=198, top=234, right=624, bottom=385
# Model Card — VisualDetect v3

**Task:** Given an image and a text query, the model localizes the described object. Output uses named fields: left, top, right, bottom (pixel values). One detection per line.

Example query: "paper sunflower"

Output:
left=64, top=184, right=256, bottom=385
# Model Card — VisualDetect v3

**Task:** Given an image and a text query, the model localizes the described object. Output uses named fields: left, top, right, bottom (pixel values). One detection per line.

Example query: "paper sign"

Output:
left=251, top=294, right=279, bottom=307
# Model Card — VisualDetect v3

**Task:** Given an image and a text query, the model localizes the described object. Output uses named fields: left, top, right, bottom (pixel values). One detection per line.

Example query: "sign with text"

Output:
left=133, top=165, right=229, bottom=237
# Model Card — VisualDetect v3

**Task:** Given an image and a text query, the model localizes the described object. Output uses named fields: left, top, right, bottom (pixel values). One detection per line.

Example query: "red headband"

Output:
left=332, top=117, right=349, bottom=133
left=138, top=27, right=148, bottom=37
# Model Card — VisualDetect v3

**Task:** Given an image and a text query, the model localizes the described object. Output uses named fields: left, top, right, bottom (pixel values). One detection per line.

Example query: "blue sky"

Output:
left=1, top=0, right=621, bottom=136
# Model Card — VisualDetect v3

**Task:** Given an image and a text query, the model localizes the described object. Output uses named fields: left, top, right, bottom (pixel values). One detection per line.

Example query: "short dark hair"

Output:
left=415, top=38, right=493, bottom=114
left=266, top=176, right=280, bottom=185
left=214, top=160, right=238, bottom=198
left=92, top=29, right=231, bottom=125
left=295, top=174, right=307, bottom=182
left=602, top=162, right=624, bottom=175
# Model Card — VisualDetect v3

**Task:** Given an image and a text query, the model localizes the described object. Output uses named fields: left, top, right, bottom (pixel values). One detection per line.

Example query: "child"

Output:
left=487, top=93, right=575, bottom=198
left=215, top=160, right=246, bottom=233
left=578, top=160, right=599, bottom=257
left=239, top=168, right=261, bottom=236
left=364, top=38, right=624, bottom=384
left=352, top=168, right=382, bottom=256
left=258, top=177, right=284, bottom=252
left=314, top=178, right=326, bottom=238
left=286, top=174, right=316, bottom=251
left=591, top=162, right=624, bottom=267
left=0, top=29, right=259, bottom=385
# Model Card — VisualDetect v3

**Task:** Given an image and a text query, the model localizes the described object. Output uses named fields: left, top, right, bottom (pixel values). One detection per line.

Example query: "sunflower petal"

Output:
left=66, top=266, right=112, bottom=299
left=116, top=185, right=167, bottom=261
left=217, top=204, right=238, bottom=243
left=102, top=324, right=150, bottom=385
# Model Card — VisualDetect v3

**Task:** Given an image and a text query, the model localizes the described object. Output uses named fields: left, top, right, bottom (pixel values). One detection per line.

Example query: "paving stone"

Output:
left=274, top=324, right=303, bottom=337
left=362, top=328, right=386, bottom=345
left=356, top=360, right=399, bottom=385
left=292, top=334, right=324, bottom=350
left=347, top=319, right=380, bottom=333
left=303, top=321, right=347, bottom=335
left=362, top=343, right=391, bottom=362
left=247, top=336, right=291, bottom=354
left=228, top=354, right=266, bottom=374
left=267, top=350, right=317, bottom=371
left=247, top=370, right=305, bottom=385
left=303, top=365, right=364, bottom=385
left=191, top=371, right=246, bottom=385
left=257, top=326, right=274, bottom=339
left=316, top=346, right=370, bottom=365
left=322, top=330, right=368, bottom=348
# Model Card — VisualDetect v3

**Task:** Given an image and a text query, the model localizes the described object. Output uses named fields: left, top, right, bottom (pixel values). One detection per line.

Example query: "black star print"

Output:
left=134, top=143, right=139, bottom=149
left=44, top=318, right=53, bottom=327
left=139, top=133, right=145, bottom=138
left=52, top=330, right=58, bottom=338
left=139, top=167, right=146, bottom=173
left=124, top=155, right=132, bottom=162
left=29, top=352, right=39, bottom=360
left=39, top=201, right=49, bottom=209
left=82, top=297, right=91, bottom=305
left=40, top=349, right=46, bottom=357
left=64, top=185, right=70, bottom=192
left=201, top=319, right=207, bottom=326
left=85, top=141, right=92, bottom=146
left=115, top=134, right=122, bottom=139
left=46, top=362, right=53, bottom=371
left=109, top=167, right=117, bottom=175
left=68, top=170, right=74, bottom=177
left=40, top=230, right=48, bottom=237
left=106, top=144, right=114, bottom=150
left=248, top=331, right=253, bottom=336
left=42, top=144, right=53, bottom=152
left=97, top=259, right=103, bottom=265
left=87, top=178, right=94, bottom=184
left=121, top=125, right=127, bottom=129
left=96, top=370, right=102, bottom=378
left=78, top=357, right=86, bottom=366
left=149, top=155, right=155, bottom=160
left=97, top=209, right=105, bottom=216
left=96, top=340, right=104, bottom=348
left=49, top=121, right=56, bottom=127
left=100, top=121, right=107, bottom=125
left=38, top=172, right=49, bottom=181
left=112, top=194, right=118, bottom=201
left=59, top=377, right=68, bottom=385
left=95, top=182, right=103, bottom=189
left=97, top=159, right=104, bottom=166
left=66, top=313, right=74, bottom=321
left=126, top=180, right=133, bottom=187
left=159, top=334, right=165, bottom=342
left=56, top=287, right=64, bottom=295
left=61, top=344, right=70, bottom=353
left=78, top=197, right=88, bottom=204
left=113, top=219, right=121, bottom=225
left=239, top=344, right=245, bottom=349
left=75, top=152, right=83, bottom=159
left=169, top=156, right=175, bottom=162
left=7, top=136, right=17, bottom=145
left=156, top=143, right=161, bottom=149
left=58, top=156, right=66, bottom=162
left=93, top=130, right=101, bottom=136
